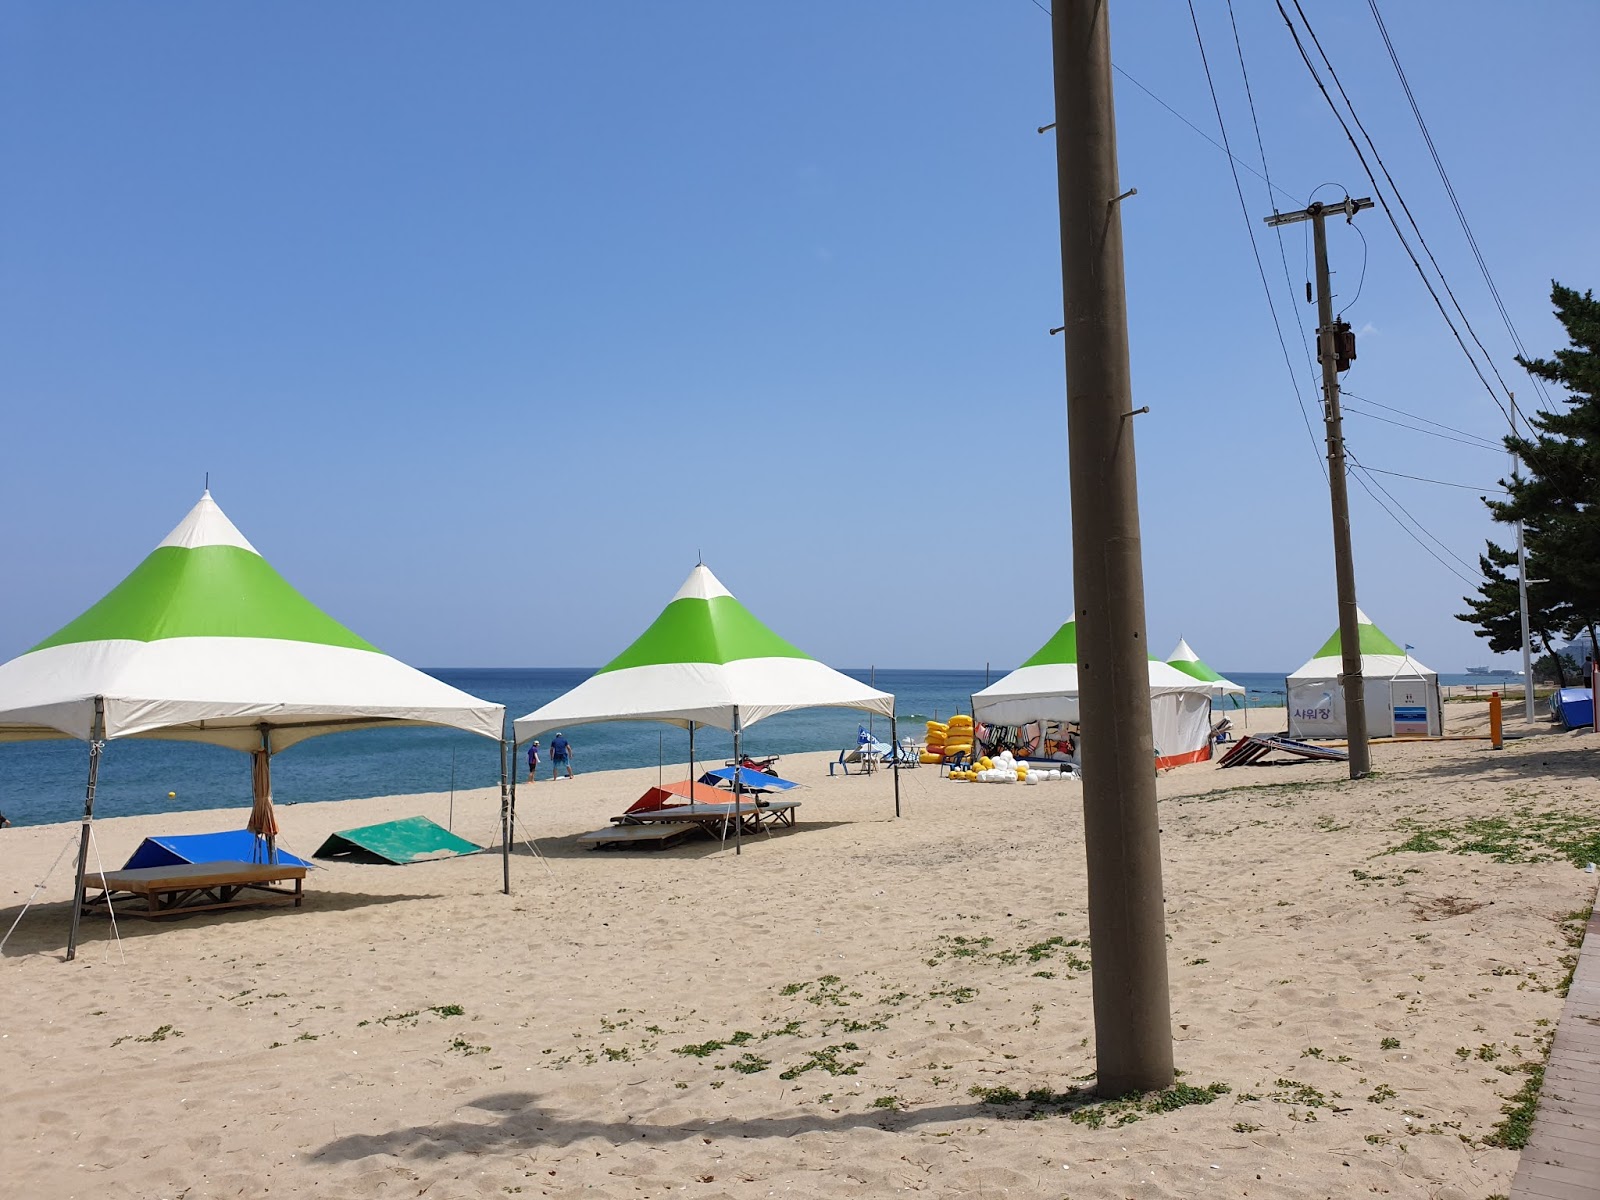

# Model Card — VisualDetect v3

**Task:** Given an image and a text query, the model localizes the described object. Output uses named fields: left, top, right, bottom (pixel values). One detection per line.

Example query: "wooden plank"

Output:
left=1512, top=910, right=1600, bottom=1200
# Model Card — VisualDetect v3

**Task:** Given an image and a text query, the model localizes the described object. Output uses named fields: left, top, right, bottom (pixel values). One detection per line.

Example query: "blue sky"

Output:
left=2, top=2, right=1596, bottom=673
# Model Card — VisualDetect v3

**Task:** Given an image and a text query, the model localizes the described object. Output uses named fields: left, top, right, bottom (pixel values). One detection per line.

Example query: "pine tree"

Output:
left=1460, top=283, right=1600, bottom=666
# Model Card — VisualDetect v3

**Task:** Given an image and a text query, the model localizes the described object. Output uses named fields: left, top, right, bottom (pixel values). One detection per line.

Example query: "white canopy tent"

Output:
left=973, top=620, right=1216, bottom=769
left=1164, top=638, right=1245, bottom=701
left=514, top=564, right=895, bottom=849
left=1286, top=609, right=1441, bottom=738
left=0, top=492, right=505, bottom=958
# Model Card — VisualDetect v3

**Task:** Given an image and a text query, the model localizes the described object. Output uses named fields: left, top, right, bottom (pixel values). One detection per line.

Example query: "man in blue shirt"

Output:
left=526, top=740, right=540, bottom=783
left=550, top=732, right=574, bottom=779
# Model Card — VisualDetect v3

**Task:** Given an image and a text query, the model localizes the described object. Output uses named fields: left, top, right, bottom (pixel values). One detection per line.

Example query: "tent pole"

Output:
left=732, top=708, right=742, bottom=857
left=891, top=710, right=901, bottom=818
left=499, top=736, right=510, bottom=895
left=261, top=725, right=276, bottom=865
left=66, top=697, right=106, bottom=963
left=688, top=721, right=696, bottom=803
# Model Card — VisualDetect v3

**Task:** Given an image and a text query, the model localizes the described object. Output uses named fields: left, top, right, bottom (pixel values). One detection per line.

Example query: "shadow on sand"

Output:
left=0, top=889, right=441, bottom=959
left=312, top=1089, right=992, bottom=1164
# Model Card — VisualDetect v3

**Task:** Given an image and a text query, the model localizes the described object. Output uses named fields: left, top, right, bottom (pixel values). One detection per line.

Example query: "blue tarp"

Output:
left=1555, top=687, right=1594, bottom=730
left=123, top=830, right=312, bottom=870
left=697, top=766, right=800, bottom=792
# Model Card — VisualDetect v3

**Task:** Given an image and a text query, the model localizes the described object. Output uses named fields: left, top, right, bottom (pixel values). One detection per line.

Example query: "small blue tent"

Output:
left=123, top=830, right=313, bottom=870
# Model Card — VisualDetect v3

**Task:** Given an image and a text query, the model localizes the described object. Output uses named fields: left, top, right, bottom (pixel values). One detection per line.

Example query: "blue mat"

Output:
left=123, top=831, right=312, bottom=871
left=1555, top=687, right=1594, bottom=730
left=697, top=766, right=800, bottom=792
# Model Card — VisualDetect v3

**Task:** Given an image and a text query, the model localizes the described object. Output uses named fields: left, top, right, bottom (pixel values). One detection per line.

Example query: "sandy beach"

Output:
left=2, top=699, right=1595, bottom=1199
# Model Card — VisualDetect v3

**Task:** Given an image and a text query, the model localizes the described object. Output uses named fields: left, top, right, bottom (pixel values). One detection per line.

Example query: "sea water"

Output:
left=0, top=666, right=1511, bottom=828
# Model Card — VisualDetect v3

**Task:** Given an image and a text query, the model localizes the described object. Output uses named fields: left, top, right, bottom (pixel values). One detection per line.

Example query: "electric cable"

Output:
left=1187, top=0, right=1326, bottom=478
left=1275, top=0, right=1515, bottom=430
left=1366, top=0, right=1559, bottom=417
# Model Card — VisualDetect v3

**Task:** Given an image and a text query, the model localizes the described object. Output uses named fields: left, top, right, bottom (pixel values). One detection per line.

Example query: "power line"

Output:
left=1345, top=453, right=1479, bottom=585
left=1185, top=0, right=1325, bottom=479
left=1341, top=403, right=1503, bottom=452
left=1275, top=0, right=1515, bottom=431
left=1354, top=464, right=1508, bottom=495
left=1023, top=1, right=1300, bottom=207
left=1341, top=390, right=1506, bottom=449
left=1365, top=0, right=1559, bottom=418
left=1223, top=0, right=1322, bottom=415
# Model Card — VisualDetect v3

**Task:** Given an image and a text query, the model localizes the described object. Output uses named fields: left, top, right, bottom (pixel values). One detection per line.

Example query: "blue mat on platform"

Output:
left=697, top=766, right=800, bottom=792
left=123, top=831, right=312, bottom=871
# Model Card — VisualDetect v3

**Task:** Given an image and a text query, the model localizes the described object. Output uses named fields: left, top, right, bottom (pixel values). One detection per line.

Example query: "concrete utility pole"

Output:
left=1511, top=395, right=1536, bottom=722
left=1264, top=197, right=1374, bottom=780
left=1052, top=0, right=1174, bottom=1095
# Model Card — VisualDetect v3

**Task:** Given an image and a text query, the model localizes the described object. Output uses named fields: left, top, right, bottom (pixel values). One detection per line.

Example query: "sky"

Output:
left=2, top=1, right=1596, bottom=673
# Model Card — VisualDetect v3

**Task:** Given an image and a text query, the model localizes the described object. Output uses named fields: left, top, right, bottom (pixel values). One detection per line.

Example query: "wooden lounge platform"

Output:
left=1510, top=907, right=1600, bottom=1199
left=1217, top=734, right=1350, bottom=768
left=614, top=799, right=800, bottom=836
left=80, top=860, right=308, bottom=919
left=575, top=823, right=705, bottom=852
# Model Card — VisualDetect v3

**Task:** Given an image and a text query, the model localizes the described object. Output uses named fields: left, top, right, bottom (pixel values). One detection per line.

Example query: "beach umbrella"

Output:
left=513, top=563, right=895, bottom=851
left=0, top=491, right=505, bottom=958
left=1164, top=638, right=1245, bottom=702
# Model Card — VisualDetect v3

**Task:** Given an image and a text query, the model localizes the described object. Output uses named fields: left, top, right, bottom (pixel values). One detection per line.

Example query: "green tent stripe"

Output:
left=597, top=595, right=813, bottom=672
left=1021, top=622, right=1078, bottom=668
left=31, top=545, right=379, bottom=653
left=1312, top=621, right=1404, bottom=659
left=1169, top=657, right=1226, bottom=683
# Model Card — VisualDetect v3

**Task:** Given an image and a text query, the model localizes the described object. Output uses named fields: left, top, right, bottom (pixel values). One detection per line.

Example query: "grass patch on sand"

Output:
left=1387, top=811, right=1600, bottom=867
left=970, top=1080, right=1230, bottom=1126
left=1484, top=1062, right=1545, bottom=1149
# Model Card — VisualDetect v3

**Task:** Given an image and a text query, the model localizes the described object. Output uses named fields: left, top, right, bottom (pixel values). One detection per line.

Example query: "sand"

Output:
left=2, top=699, right=1595, bottom=1199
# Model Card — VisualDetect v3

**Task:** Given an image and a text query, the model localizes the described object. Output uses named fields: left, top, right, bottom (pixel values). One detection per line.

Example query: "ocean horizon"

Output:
left=0, top=666, right=1518, bottom=829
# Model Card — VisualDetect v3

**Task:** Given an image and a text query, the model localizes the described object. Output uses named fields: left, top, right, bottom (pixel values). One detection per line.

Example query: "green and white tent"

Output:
left=0, top=492, right=503, bottom=747
left=513, top=564, right=896, bottom=841
left=514, top=564, right=892, bottom=741
left=1286, top=608, right=1440, bottom=738
left=972, top=620, right=1216, bottom=769
left=1164, top=638, right=1245, bottom=700
left=0, top=492, right=504, bottom=957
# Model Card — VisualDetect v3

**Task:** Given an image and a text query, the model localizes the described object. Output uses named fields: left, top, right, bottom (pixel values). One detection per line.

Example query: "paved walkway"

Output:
left=1511, top=907, right=1600, bottom=1199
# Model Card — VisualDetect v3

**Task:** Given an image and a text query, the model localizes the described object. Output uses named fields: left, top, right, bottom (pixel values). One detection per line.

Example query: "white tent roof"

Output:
left=972, top=620, right=1212, bottom=726
left=513, top=565, right=892, bottom=742
left=1165, top=637, right=1245, bottom=696
left=1287, top=609, right=1437, bottom=683
left=0, top=493, right=504, bottom=751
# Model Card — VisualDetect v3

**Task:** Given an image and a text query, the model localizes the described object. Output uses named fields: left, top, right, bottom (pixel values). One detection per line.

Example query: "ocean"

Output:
left=0, top=666, right=1516, bottom=828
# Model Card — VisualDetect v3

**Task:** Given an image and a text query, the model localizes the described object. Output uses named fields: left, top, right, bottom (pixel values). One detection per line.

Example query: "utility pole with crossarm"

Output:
left=1264, top=196, right=1374, bottom=780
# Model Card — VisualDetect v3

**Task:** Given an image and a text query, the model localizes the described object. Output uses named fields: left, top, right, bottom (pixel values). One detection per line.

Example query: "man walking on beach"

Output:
left=526, top=740, right=539, bottom=784
left=550, top=732, right=574, bottom=780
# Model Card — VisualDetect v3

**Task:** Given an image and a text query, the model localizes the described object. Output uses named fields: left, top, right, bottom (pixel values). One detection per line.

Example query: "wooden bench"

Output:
left=79, top=861, right=308, bottom=919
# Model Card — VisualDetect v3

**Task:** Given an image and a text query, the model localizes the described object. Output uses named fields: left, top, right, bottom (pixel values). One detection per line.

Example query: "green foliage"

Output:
left=970, top=1079, right=1230, bottom=1126
left=1388, top=811, right=1600, bottom=867
left=1484, top=1062, right=1545, bottom=1149
left=1380, top=1037, right=1400, bottom=1050
left=1463, top=283, right=1600, bottom=651
left=779, top=1043, right=862, bottom=1080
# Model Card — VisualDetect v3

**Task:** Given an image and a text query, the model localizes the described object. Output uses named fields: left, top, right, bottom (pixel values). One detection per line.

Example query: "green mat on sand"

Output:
left=314, top=816, right=482, bottom=864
